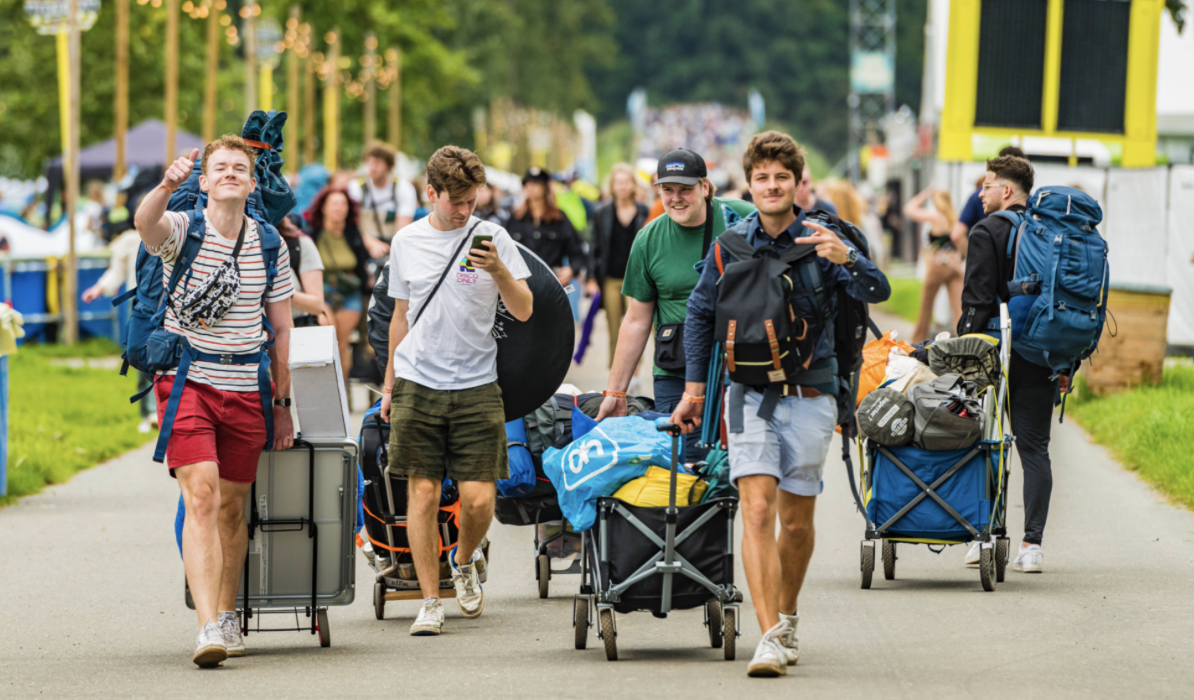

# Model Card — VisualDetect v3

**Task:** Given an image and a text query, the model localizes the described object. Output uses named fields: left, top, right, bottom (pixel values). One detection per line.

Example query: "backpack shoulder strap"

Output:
left=256, top=219, right=283, bottom=291
left=990, top=210, right=1025, bottom=259
left=713, top=230, right=756, bottom=262
left=169, top=211, right=206, bottom=296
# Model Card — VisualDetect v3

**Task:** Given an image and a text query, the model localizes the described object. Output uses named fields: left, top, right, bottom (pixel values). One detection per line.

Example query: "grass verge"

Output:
left=1068, top=365, right=1194, bottom=511
left=880, top=275, right=921, bottom=324
left=3, top=339, right=154, bottom=506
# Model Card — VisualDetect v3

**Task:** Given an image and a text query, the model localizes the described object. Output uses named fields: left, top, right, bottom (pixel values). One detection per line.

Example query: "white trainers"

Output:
left=747, top=620, right=791, bottom=677
left=138, top=418, right=152, bottom=434
left=218, top=612, right=245, bottom=657
left=450, top=545, right=485, bottom=619
left=409, top=597, right=445, bottom=636
left=964, top=542, right=982, bottom=567
left=778, top=613, right=800, bottom=666
left=1013, top=543, right=1044, bottom=573
left=193, top=621, right=228, bottom=668
left=473, top=540, right=488, bottom=579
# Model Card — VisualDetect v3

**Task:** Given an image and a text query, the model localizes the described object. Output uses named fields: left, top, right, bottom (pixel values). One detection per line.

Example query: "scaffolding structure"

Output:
left=848, top=0, right=896, bottom=182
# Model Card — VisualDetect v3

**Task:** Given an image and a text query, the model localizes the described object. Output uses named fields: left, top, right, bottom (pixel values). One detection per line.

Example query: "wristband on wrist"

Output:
left=683, top=392, right=706, bottom=405
left=602, top=390, right=627, bottom=398
left=160, top=183, right=178, bottom=193
left=382, top=386, right=393, bottom=394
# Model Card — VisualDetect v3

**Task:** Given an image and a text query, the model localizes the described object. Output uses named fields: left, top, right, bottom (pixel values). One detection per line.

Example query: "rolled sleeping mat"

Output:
left=367, top=243, right=574, bottom=422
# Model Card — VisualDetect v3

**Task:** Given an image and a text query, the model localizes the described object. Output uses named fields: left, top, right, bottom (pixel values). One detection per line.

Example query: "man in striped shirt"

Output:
left=134, top=135, right=295, bottom=668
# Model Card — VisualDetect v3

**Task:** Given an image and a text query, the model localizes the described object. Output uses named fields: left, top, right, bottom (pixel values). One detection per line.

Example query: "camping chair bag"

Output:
left=866, top=444, right=992, bottom=540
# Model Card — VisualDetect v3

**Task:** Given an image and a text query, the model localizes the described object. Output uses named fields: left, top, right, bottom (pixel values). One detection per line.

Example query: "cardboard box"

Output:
left=289, top=326, right=351, bottom=439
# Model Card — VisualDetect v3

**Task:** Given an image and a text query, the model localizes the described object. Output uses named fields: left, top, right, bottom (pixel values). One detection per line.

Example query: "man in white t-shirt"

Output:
left=347, top=142, right=418, bottom=245
left=379, top=145, right=532, bottom=636
left=133, top=135, right=295, bottom=668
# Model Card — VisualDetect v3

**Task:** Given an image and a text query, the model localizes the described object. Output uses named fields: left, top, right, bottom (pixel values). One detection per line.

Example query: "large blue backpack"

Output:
left=113, top=110, right=295, bottom=463
left=991, top=186, right=1110, bottom=377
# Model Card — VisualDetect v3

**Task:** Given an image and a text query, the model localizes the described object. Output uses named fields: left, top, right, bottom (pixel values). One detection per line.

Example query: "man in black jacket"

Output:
left=958, top=155, right=1065, bottom=575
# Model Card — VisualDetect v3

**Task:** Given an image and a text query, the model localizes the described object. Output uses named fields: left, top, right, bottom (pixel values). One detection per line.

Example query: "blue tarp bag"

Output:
left=542, top=414, right=673, bottom=531
left=497, top=419, right=537, bottom=497
left=866, top=444, right=992, bottom=541
left=990, top=186, right=1108, bottom=374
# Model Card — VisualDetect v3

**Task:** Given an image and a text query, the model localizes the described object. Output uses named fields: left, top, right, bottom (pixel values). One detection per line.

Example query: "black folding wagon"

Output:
left=572, top=423, right=742, bottom=661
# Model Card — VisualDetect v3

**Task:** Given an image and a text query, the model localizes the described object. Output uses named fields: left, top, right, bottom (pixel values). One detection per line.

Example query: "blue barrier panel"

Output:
left=77, top=257, right=119, bottom=342
left=6, top=261, right=51, bottom=344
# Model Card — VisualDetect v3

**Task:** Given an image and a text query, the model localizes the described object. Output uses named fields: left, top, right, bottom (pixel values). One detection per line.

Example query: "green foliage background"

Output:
left=0, top=0, right=926, bottom=179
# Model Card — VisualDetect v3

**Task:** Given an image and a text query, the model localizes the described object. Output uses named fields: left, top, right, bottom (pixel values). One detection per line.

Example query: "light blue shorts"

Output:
left=725, top=390, right=837, bottom=497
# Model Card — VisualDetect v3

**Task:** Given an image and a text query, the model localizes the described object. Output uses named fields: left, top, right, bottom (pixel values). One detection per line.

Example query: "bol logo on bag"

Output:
left=562, top=427, right=620, bottom=491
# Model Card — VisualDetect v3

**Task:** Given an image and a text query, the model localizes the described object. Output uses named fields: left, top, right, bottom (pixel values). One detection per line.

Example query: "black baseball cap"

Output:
left=523, top=167, right=551, bottom=184
left=655, top=149, right=707, bottom=186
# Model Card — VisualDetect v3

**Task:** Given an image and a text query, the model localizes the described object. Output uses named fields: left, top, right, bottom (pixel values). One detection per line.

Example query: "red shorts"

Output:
left=154, top=377, right=269, bottom=484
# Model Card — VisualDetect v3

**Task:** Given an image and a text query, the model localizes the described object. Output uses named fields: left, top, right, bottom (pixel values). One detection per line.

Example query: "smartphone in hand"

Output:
left=470, top=234, right=493, bottom=253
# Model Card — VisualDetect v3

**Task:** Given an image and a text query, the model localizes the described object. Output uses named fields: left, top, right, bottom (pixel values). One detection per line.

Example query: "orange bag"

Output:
left=856, top=331, right=913, bottom=407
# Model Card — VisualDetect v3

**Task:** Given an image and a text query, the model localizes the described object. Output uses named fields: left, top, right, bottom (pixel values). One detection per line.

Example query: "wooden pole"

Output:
left=386, top=47, right=401, bottom=152
left=165, top=0, right=178, bottom=161
left=304, top=52, right=316, bottom=167
left=286, top=6, right=300, bottom=172
left=114, top=0, right=128, bottom=181
left=203, top=0, right=219, bottom=142
left=63, top=0, right=81, bottom=345
left=364, top=32, right=376, bottom=151
left=323, top=29, right=339, bottom=172
left=244, top=7, right=257, bottom=114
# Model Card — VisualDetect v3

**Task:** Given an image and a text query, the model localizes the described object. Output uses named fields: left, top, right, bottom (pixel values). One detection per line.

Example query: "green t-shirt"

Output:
left=621, top=197, right=758, bottom=377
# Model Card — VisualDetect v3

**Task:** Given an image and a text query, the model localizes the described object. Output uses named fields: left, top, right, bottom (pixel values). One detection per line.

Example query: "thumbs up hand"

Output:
left=163, top=148, right=200, bottom=190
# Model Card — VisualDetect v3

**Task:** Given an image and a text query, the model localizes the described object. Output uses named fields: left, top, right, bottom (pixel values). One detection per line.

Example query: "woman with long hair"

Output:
left=278, top=212, right=328, bottom=327
left=588, top=163, right=648, bottom=365
left=306, top=187, right=371, bottom=380
left=506, top=168, right=586, bottom=286
left=823, top=178, right=886, bottom=270
left=904, top=186, right=963, bottom=342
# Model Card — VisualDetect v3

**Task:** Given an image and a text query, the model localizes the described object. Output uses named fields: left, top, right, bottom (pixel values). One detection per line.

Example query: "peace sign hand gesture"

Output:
left=793, top=220, right=850, bottom=265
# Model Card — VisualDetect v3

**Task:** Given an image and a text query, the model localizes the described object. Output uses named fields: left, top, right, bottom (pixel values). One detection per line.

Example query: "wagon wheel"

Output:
left=706, top=600, right=724, bottom=649
left=317, top=610, right=331, bottom=648
left=995, top=538, right=1009, bottom=583
left=882, top=540, right=896, bottom=581
left=860, top=542, right=875, bottom=590
left=723, top=606, right=737, bottom=661
left=537, top=554, right=551, bottom=599
left=573, top=596, right=589, bottom=650
left=979, top=547, right=996, bottom=592
left=600, top=608, right=618, bottom=661
left=373, top=581, right=386, bottom=620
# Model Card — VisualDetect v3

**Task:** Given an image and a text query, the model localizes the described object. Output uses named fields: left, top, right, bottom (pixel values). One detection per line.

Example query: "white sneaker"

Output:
left=779, top=613, right=800, bottom=666
left=218, top=612, right=245, bottom=657
left=138, top=418, right=152, bottom=434
left=473, top=540, right=488, bottom=579
left=409, top=597, right=445, bottom=636
left=964, top=542, right=982, bottom=567
left=1013, top=543, right=1044, bottom=573
left=193, top=621, right=228, bottom=668
left=747, top=620, right=790, bottom=677
left=450, top=545, right=485, bottom=619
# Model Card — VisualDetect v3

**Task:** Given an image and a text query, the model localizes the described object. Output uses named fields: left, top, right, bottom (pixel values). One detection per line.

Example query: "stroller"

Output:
left=358, top=405, right=489, bottom=619
left=574, top=422, right=742, bottom=661
left=847, top=305, right=1015, bottom=592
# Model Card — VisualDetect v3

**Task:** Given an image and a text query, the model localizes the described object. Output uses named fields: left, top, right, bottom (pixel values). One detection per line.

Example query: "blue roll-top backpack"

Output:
left=991, top=186, right=1110, bottom=407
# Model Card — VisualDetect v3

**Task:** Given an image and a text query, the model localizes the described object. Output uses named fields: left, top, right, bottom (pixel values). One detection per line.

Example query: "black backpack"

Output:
left=713, top=211, right=880, bottom=434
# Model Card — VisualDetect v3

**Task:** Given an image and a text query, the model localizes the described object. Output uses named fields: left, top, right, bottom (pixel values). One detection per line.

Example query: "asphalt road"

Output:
left=3, top=310, right=1193, bottom=699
